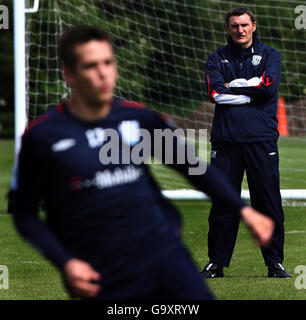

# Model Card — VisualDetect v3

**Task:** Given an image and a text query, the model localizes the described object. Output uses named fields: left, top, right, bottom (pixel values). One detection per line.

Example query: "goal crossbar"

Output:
left=162, top=189, right=306, bottom=201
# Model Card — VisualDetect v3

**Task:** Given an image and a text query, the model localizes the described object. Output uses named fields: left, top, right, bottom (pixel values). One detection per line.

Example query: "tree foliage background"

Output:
left=0, top=0, right=13, bottom=138
left=0, top=0, right=305, bottom=137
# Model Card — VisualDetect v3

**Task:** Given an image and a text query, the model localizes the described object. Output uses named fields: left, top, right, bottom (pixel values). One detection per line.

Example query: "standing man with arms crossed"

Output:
left=202, top=8, right=291, bottom=279
left=14, top=26, right=274, bottom=300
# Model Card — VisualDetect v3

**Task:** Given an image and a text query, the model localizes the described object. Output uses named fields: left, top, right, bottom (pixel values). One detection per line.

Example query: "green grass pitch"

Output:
left=0, top=139, right=306, bottom=300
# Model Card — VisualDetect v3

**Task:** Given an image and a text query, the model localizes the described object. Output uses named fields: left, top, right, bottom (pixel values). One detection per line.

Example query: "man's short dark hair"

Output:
left=225, top=8, right=256, bottom=25
left=58, top=25, right=113, bottom=70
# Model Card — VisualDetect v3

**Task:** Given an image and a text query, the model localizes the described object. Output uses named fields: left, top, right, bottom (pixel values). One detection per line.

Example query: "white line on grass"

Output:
left=285, top=230, right=306, bottom=234
left=282, top=201, right=306, bottom=207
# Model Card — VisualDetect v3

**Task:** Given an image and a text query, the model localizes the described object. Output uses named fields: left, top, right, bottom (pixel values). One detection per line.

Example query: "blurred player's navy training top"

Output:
left=14, top=97, right=246, bottom=275
left=205, top=33, right=281, bottom=142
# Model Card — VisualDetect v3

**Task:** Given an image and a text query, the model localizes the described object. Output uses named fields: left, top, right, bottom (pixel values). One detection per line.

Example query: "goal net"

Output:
left=22, top=0, right=306, bottom=199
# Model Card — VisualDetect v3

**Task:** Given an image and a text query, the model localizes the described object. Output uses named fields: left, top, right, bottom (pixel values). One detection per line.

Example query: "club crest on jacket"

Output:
left=252, top=55, right=262, bottom=66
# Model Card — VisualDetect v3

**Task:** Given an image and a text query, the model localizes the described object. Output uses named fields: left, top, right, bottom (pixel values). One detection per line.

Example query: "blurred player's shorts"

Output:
left=7, top=189, right=17, bottom=214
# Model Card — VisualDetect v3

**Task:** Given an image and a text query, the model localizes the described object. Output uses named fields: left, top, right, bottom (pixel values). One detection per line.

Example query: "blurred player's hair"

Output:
left=225, top=7, right=256, bottom=25
left=58, top=25, right=113, bottom=70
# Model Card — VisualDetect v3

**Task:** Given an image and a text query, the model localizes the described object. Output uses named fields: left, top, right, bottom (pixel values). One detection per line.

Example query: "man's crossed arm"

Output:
left=205, top=49, right=281, bottom=105
left=213, top=76, right=262, bottom=105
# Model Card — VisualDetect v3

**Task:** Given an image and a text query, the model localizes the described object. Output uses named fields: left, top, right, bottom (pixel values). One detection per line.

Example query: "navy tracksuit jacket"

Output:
left=205, top=33, right=285, bottom=267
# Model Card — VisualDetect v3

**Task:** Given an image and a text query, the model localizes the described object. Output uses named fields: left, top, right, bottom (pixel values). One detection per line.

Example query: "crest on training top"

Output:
left=252, top=55, right=262, bottom=66
left=211, top=150, right=217, bottom=159
left=119, top=120, right=140, bottom=146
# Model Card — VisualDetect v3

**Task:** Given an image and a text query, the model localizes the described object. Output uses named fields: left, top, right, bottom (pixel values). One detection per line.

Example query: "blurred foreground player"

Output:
left=14, top=26, right=274, bottom=300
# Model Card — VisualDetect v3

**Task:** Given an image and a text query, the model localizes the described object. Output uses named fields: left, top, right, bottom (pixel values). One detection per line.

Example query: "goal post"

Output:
left=11, top=0, right=26, bottom=191
left=14, top=0, right=306, bottom=200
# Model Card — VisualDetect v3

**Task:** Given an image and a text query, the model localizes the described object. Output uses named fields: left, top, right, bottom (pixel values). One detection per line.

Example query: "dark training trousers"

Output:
left=89, top=245, right=214, bottom=300
left=208, top=141, right=285, bottom=267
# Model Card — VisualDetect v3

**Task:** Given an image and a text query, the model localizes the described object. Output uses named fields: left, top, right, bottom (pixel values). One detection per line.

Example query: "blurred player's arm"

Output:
left=173, top=145, right=273, bottom=247
left=13, top=132, right=74, bottom=269
left=150, top=112, right=274, bottom=247
left=13, top=132, right=101, bottom=298
left=205, top=53, right=251, bottom=105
